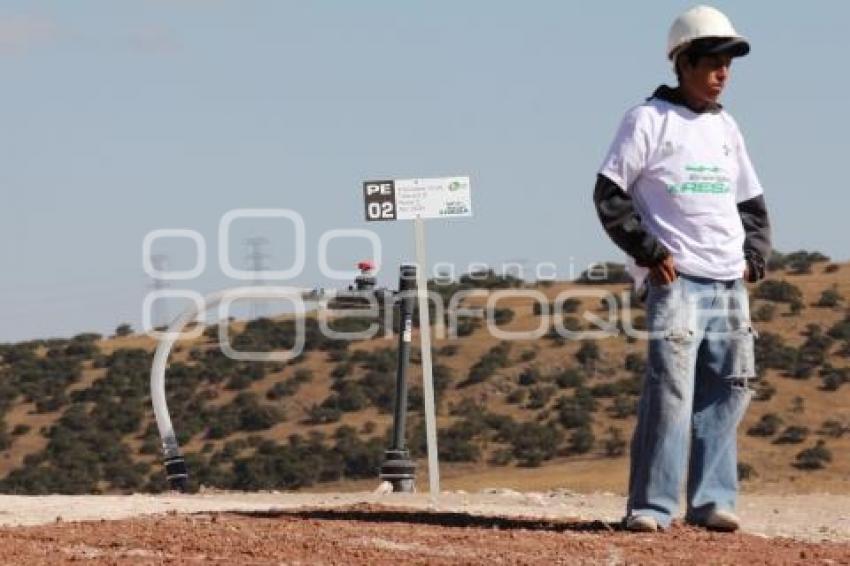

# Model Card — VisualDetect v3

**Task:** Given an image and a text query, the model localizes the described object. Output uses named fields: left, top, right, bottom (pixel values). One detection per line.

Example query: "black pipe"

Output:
left=164, top=455, right=189, bottom=492
left=379, top=264, right=417, bottom=492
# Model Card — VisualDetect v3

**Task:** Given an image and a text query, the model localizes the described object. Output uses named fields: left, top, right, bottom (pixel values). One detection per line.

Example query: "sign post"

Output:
left=363, top=176, right=472, bottom=506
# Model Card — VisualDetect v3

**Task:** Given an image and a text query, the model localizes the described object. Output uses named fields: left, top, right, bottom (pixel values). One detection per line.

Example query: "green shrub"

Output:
left=332, top=426, right=385, bottom=478
left=11, top=424, right=30, bottom=436
left=827, top=315, right=850, bottom=341
left=358, top=370, right=395, bottom=413
left=767, top=250, right=830, bottom=275
left=753, top=381, right=776, bottom=402
left=71, top=332, right=102, bottom=343
left=814, top=287, right=843, bottom=308
left=0, top=401, right=143, bottom=494
left=603, top=426, right=626, bottom=457
left=773, top=425, right=808, bottom=444
left=568, top=424, right=595, bottom=455
left=519, top=349, right=537, bottom=362
left=351, top=348, right=396, bottom=373
left=518, top=366, right=541, bottom=386
left=755, top=333, right=797, bottom=372
left=526, top=386, right=555, bottom=410
left=747, top=413, right=783, bottom=437
left=589, top=382, right=619, bottom=398
left=785, top=250, right=830, bottom=275
left=556, top=395, right=592, bottom=429
left=787, top=326, right=833, bottom=379
left=788, top=299, right=805, bottom=316
left=737, top=462, right=757, bottom=481
left=329, top=381, right=368, bottom=412
left=817, top=419, right=847, bottom=438
left=576, top=262, right=630, bottom=284
left=460, top=342, right=512, bottom=387
left=207, top=392, right=284, bottom=439
left=489, top=448, right=513, bottom=466
left=511, top=422, right=563, bottom=467
left=457, top=269, right=524, bottom=289
left=624, top=353, right=646, bottom=375
left=754, top=280, right=803, bottom=303
left=751, top=303, right=776, bottom=323
left=230, top=440, right=326, bottom=490
left=609, top=394, right=638, bottom=419
left=554, top=368, right=585, bottom=389
left=575, top=341, right=600, bottom=369
left=506, top=388, right=527, bottom=405
left=819, top=366, right=849, bottom=391
left=794, top=440, right=832, bottom=470
left=330, top=362, right=352, bottom=379
left=533, top=298, right=581, bottom=316
left=455, top=318, right=480, bottom=337
left=266, top=378, right=301, bottom=400
left=436, top=422, right=481, bottom=463
left=304, top=403, right=341, bottom=425
left=493, top=308, right=515, bottom=326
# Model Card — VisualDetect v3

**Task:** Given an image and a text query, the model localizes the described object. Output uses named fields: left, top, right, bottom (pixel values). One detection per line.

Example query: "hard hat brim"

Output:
left=700, top=37, right=750, bottom=58
left=668, top=37, right=751, bottom=61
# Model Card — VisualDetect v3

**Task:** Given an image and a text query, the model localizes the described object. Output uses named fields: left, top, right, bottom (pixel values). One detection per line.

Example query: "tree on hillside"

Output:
left=114, top=323, right=133, bottom=337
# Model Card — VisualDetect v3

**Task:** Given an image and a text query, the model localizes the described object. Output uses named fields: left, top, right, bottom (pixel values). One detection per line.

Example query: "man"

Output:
left=593, top=6, right=772, bottom=532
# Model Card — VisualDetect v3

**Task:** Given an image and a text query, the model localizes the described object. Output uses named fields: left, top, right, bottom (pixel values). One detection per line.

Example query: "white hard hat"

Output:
left=667, top=5, right=750, bottom=61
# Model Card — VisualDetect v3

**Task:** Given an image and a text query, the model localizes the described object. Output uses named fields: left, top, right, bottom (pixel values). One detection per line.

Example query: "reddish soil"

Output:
left=0, top=504, right=847, bottom=565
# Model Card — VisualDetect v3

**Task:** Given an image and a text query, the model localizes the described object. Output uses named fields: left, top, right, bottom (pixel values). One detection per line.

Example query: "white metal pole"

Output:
left=414, top=215, right=440, bottom=505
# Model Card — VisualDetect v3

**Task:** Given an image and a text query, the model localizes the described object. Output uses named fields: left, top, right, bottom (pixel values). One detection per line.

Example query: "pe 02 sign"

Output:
left=363, top=176, right=472, bottom=222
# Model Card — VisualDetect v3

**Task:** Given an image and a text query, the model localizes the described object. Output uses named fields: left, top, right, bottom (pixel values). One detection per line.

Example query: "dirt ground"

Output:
left=0, top=491, right=849, bottom=564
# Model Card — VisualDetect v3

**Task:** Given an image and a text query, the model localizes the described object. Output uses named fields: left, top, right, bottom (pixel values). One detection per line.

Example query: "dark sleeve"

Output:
left=593, top=173, right=669, bottom=267
left=737, top=194, right=772, bottom=282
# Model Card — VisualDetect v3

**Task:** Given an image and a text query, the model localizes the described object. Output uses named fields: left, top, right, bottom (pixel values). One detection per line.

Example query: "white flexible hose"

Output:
left=151, top=290, right=224, bottom=459
left=150, top=286, right=328, bottom=461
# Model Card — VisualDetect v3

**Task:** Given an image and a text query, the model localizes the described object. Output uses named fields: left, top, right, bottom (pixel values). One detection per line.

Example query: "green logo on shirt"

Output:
left=668, top=163, right=731, bottom=195
left=685, top=165, right=722, bottom=174
left=667, top=181, right=730, bottom=194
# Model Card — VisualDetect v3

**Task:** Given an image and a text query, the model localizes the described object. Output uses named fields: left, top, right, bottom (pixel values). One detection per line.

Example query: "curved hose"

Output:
left=150, top=286, right=324, bottom=491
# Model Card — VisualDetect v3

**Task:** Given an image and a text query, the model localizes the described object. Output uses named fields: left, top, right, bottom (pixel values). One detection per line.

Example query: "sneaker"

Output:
left=704, top=509, right=740, bottom=532
left=625, top=515, right=658, bottom=532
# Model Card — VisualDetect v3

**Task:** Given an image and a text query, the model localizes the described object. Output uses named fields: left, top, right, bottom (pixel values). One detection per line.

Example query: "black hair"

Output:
left=674, top=37, right=733, bottom=82
left=674, top=47, right=704, bottom=82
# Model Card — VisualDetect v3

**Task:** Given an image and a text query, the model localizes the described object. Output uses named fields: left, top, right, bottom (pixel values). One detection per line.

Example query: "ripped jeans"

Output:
left=626, top=274, right=756, bottom=528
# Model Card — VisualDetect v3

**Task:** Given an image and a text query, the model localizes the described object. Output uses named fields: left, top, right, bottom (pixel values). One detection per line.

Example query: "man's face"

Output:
left=680, top=53, right=733, bottom=104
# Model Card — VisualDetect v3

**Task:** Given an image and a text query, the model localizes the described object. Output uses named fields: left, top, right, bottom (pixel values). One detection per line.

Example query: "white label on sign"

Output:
left=394, top=176, right=472, bottom=220
left=363, top=176, right=472, bottom=222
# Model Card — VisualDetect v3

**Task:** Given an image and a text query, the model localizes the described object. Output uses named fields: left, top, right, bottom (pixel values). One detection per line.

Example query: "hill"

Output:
left=0, top=253, right=848, bottom=495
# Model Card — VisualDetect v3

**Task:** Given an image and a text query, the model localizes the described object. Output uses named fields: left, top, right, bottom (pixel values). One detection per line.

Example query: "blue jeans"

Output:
left=626, top=274, right=756, bottom=528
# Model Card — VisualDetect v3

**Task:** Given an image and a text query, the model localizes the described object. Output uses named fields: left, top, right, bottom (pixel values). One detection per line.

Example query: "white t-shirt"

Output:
left=598, top=98, right=763, bottom=287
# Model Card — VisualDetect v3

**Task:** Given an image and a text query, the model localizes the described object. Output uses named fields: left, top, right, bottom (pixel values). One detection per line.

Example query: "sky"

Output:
left=2, top=1, right=849, bottom=342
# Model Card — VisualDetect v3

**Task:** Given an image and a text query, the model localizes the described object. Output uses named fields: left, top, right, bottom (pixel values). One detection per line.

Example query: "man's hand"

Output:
left=649, top=255, right=677, bottom=286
